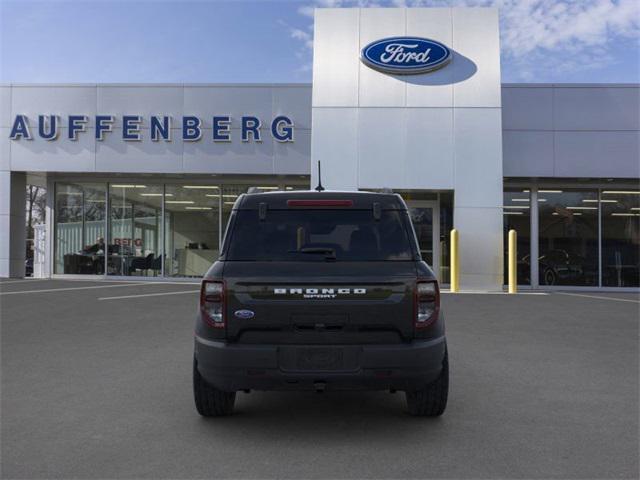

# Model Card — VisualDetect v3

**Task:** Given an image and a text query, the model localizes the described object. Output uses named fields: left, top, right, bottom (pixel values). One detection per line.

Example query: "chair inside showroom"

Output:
left=129, top=253, right=154, bottom=275
left=149, top=255, right=162, bottom=276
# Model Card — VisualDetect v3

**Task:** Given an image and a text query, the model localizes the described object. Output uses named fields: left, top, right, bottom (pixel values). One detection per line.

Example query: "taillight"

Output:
left=415, top=280, right=439, bottom=328
left=200, top=280, right=225, bottom=328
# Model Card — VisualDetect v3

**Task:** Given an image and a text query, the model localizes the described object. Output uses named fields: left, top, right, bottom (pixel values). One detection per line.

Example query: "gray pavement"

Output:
left=1, top=279, right=638, bottom=479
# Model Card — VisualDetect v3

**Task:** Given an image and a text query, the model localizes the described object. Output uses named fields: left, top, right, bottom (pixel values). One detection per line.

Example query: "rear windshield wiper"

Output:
left=288, top=247, right=337, bottom=260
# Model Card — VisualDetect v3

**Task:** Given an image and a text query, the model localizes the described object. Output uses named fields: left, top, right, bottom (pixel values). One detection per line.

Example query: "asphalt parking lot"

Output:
left=1, top=279, right=638, bottom=479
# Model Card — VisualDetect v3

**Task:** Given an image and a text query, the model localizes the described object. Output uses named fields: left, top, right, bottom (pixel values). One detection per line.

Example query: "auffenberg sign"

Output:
left=8, top=114, right=295, bottom=142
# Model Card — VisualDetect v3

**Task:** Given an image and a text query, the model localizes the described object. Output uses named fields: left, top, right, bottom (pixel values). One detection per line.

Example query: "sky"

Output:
left=1, top=0, right=639, bottom=84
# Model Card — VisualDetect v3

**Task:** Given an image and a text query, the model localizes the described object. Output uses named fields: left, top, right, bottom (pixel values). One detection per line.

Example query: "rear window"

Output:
left=226, top=209, right=416, bottom=261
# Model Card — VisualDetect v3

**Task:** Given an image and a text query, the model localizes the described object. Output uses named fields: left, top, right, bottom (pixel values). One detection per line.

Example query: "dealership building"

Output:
left=1, top=7, right=638, bottom=290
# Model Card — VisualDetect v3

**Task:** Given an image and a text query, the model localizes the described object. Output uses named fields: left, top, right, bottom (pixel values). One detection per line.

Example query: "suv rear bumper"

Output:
left=194, top=336, right=446, bottom=392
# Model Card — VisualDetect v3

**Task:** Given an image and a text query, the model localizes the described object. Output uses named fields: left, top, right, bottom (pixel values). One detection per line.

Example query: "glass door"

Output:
left=407, top=200, right=440, bottom=280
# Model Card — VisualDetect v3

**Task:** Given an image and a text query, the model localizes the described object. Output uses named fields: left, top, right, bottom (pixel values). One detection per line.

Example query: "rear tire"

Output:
left=405, top=347, right=449, bottom=417
left=193, top=357, right=236, bottom=417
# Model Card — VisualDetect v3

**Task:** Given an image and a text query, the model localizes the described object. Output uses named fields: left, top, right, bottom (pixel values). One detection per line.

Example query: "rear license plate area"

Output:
left=278, top=346, right=360, bottom=372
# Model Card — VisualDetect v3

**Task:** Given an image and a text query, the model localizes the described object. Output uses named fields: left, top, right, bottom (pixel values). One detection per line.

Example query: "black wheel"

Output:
left=543, top=268, right=557, bottom=286
left=193, top=357, right=236, bottom=417
left=405, top=347, right=449, bottom=417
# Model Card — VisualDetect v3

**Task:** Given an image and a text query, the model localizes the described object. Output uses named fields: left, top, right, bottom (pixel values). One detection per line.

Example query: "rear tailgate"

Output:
left=223, top=261, right=417, bottom=344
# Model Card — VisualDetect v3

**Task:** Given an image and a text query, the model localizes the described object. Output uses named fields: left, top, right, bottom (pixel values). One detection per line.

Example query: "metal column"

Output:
left=530, top=185, right=539, bottom=289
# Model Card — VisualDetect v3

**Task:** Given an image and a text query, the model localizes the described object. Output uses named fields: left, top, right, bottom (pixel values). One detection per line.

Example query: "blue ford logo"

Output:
left=361, top=37, right=451, bottom=75
left=234, top=309, right=255, bottom=319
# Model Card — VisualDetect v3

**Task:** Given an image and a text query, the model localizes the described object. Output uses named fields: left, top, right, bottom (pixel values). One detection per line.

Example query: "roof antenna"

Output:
left=315, top=160, right=325, bottom=192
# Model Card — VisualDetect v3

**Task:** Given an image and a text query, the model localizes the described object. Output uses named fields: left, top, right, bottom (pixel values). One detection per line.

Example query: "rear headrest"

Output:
left=349, top=229, right=377, bottom=253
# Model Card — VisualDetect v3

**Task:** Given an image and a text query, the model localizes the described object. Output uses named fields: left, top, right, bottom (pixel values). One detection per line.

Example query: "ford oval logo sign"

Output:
left=234, top=309, right=255, bottom=319
left=361, top=36, right=451, bottom=75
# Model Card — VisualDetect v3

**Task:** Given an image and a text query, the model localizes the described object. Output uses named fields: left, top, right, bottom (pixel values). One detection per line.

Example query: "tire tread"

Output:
left=405, top=348, right=449, bottom=417
left=193, top=358, right=236, bottom=417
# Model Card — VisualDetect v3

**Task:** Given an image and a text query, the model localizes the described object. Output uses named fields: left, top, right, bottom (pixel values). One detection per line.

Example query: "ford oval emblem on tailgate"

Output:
left=234, top=309, right=255, bottom=319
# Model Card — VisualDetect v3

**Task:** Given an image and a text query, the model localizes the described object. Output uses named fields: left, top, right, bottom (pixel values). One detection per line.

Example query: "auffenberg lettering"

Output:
left=8, top=115, right=295, bottom=143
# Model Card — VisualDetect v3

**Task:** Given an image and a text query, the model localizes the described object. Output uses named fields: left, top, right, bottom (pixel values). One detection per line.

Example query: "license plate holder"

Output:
left=278, top=346, right=360, bottom=372
left=297, top=347, right=343, bottom=370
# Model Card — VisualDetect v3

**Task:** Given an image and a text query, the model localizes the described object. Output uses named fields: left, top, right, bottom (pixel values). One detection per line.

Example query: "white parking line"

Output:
left=556, top=292, right=640, bottom=304
left=0, top=279, right=52, bottom=285
left=0, top=283, right=156, bottom=295
left=99, top=290, right=199, bottom=301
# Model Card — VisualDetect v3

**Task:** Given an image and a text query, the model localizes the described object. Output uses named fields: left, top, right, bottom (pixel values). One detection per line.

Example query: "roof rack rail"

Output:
left=247, top=187, right=261, bottom=194
left=379, top=188, right=394, bottom=194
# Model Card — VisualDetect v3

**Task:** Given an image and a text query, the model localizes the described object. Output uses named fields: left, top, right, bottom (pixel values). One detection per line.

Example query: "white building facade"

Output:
left=1, top=7, right=638, bottom=290
left=312, top=8, right=503, bottom=289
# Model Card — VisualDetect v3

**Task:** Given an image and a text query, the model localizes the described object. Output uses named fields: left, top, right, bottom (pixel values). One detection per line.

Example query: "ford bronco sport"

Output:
left=193, top=190, right=448, bottom=416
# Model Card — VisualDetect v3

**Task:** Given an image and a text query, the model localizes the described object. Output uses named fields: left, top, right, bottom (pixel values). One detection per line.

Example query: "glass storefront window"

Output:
left=221, top=184, right=252, bottom=242
left=503, top=189, right=531, bottom=285
left=439, top=192, right=453, bottom=284
left=53, top=181, right=297, bottom=278
left=55, top=183, right=83, bottom=274
left=538, top=189, right=598, bottom=286
left=164, top=184, right=220, bottom=277
left=369, top=190, right=451, bottom=283
left=54, top=183, right=106, bottom=274
left=52, top=181, right=636, bottom=288
left=108, top=184, right=162, bottom=276
left=83, top=184, right=107, bottom=274
left=602, top=190, right=640, bottom=287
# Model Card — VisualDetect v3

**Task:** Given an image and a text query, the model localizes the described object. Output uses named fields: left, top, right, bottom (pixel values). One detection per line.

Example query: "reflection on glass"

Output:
left=52, top=181, right=311, bottom=278
left=439, top=192, right=453, bottom=284
left=108, top=184, right=162, bottom=276
left=503, top=189, right=531, bottom=285
left=221, top=184, right=251, bottom=243
left=410, top=206, right=434, bottom=265
left=395, top=191, right=443, bottom=281
left=538, top=189, right=598, bottom=286
left=602, top=190, right=640, bottom=287
left=165, top=185, right=220, bottom=277
left=54, top=183, right=106, bottom=274
left=55, top=183, right=82, bottom=274
left=227, top=210, right=413, bottom=261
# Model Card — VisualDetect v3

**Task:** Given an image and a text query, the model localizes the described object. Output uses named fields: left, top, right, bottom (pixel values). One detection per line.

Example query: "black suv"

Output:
left=193, top=191, right=448, bottom=416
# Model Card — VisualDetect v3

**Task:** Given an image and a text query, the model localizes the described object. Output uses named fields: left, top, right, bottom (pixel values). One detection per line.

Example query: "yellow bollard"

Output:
left=508, top=229, right=517, bottom=294
left=450, top=229, right=459, bottom=293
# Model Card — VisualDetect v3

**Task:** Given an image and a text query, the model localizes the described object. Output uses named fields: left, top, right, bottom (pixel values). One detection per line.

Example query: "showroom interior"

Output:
left=47, top=175, right=639, bottom=288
